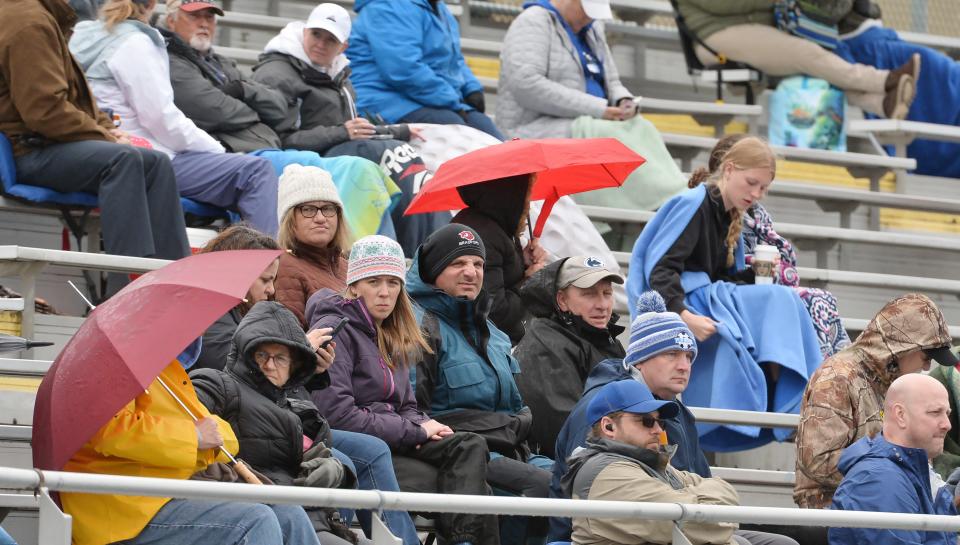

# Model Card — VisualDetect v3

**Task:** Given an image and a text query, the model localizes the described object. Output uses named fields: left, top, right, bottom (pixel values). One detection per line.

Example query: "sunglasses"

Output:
left=635, top=414, right=665, bottom=429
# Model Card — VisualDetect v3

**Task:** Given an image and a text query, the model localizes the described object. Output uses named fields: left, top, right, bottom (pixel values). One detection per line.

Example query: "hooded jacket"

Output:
left=451, top=175, right=532, bottom=344
left=305, top=288, right=430, bottom=450
left=190, top=301, right=331, bottom=485
left=0, top=0, right=116, bottom=157
left=252, top=21, right=410, bottom=154
left=346, top=0, right=483, bottom=123
left=61, top=361, right=238, bottom=545
left=513, top=257, right=625, bottom=458
left=829, top=435, right=957, bottom=545
left=407, top=254, right=526, bottom=419
left=163, top=28, right=286, bottom=153
left=561, top=438, right=738, bottom=545
left=547, top=358, right=712, bottom=542
left=795, top=293, right=953, bottom=509
left=498, top=2, right=633, bottom=139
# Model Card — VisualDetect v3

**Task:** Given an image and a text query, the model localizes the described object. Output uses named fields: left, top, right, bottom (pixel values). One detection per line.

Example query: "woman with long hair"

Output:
left=688, top=134, right=851, bottom=359
left=626, top=136, right=824, bottom=452
left=273, top=164, right=353, bottom=327
left=307, top=235, right=499, bottom=545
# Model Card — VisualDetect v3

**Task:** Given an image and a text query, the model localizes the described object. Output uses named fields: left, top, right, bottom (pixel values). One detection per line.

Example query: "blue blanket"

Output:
left=626, top=186, right=823, bottom=451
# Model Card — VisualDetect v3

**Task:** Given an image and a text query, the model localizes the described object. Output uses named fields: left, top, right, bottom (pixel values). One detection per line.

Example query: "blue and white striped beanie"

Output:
left=623, top=291, right=698, bottom=369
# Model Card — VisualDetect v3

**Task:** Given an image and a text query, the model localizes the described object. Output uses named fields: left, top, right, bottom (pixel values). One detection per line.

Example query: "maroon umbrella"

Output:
left=32, top=249, right=281, bottom=470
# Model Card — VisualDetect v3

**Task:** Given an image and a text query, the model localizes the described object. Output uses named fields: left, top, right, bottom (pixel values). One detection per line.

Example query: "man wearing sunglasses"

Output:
left=562, top=379, right=743, bottom=545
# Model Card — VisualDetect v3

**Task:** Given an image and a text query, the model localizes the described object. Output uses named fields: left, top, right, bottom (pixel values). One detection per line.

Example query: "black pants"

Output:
left=16, top=141, right=189, bottom=294
left=738, top=523, right=828, bottom=545
left=487, top=456, right=551, bottom=543
left=393, top=432, right=499, bottom=545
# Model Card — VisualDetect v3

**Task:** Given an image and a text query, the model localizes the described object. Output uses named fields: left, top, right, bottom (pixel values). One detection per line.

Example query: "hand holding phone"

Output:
left=319, top=317, right=349, bottom=350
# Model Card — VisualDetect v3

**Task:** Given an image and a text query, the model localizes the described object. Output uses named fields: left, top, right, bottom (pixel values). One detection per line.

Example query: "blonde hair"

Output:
left=277, top=205, right=353, bottom=266
left=691, top=136, right=776, bottom=268
left=345, top=284, right=432, bottom=369
left=100, top=0, right=153, bottom=31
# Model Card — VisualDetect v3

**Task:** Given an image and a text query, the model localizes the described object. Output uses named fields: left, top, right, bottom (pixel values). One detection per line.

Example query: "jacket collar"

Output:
left=40, top=0, right=78, bottom=36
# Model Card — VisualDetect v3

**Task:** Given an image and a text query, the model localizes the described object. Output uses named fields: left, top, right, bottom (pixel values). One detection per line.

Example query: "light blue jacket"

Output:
left=347, top=0, right=483, bottom=123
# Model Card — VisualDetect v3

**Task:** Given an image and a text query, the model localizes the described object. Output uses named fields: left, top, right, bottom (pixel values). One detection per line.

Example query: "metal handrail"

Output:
left=0, top=467, right=958, bottom=533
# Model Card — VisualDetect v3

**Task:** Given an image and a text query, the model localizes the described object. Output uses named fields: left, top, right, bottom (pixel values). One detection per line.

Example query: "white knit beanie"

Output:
left=277, top=164, right=343, bottom=222
left=347, top=235, right=407, bottom=285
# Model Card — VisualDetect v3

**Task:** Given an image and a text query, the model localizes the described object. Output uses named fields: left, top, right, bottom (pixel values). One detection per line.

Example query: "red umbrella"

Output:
left=32, top=249, right=282, bottom=470
left=404, top=138, right=645, bottom=237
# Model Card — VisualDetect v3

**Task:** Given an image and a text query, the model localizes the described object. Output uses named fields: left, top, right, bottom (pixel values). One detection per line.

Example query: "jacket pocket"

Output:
left=444, top=362, right=486, bottom=389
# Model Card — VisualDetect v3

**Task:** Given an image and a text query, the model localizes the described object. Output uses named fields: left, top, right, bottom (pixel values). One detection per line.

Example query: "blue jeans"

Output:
left=400, top=107, right=505, bottom=141
left=0, top=527, right=17, bottom=545
left=331, top=429, right=419, bottom=545
left=112, top=499, right=319, bottom=545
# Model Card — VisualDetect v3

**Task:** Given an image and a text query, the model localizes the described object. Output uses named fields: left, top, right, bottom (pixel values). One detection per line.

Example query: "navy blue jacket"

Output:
left=547, top=358, right=712, bottom=542
left=830, top=435, right=957, bottom=545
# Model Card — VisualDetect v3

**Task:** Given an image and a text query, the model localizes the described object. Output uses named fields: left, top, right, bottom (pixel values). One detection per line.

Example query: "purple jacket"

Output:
left=306, top=288, right=429, bottom=450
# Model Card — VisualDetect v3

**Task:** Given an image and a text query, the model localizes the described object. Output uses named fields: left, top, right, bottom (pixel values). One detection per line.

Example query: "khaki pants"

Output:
left=696, top=24, right=888, bottom=116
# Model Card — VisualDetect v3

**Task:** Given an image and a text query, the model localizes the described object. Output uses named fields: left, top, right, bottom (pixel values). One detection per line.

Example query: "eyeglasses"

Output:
left=254, top=351, right=292, bottom=367
left=636, top=415, right=665, bottom=430
left=297, top=204, right=338, bottom=219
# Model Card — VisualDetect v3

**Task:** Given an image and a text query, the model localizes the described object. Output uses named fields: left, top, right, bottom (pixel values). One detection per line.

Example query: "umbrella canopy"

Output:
left=404, top=138, right=645, bottom=236
left=32, top=249, right=281, bottom=470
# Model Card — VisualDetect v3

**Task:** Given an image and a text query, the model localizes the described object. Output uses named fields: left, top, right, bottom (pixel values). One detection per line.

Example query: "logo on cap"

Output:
left=674, top=332, right=695, bottom=351
left=585, top=256, right=604, bottom=268
left=459, top=231, right=475, bottom=241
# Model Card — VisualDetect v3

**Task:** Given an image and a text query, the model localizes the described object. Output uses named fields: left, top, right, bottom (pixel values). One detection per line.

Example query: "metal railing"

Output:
left=1, top=467, right=958, bottom=545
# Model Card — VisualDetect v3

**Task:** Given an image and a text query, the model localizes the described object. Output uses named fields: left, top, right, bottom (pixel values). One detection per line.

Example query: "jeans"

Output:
left=0, top=527, right=16, bottom=545
left=400, top=107, right=505, bottom=141
left=330, top=429, right=420, bottom=545
left=111, top=499, right=319, bottom=545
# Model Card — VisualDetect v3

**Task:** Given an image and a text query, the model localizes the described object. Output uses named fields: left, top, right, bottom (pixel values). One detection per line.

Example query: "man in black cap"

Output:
left=406, top=223, right=553, bottom=544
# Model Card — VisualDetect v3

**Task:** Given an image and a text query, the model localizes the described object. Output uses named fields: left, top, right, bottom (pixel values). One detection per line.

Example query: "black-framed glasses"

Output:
left=637, top=415, right=665, bottom=430
left=297, top=204, right=338, bottom=219
left=254, top=351, right=292, bottom=367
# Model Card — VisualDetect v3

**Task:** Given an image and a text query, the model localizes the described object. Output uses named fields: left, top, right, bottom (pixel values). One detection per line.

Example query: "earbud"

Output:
left=605, top=424, right=614, bottom=432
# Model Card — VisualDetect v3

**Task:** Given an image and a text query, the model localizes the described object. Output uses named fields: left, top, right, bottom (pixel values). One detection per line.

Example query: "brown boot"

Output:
left=885, top=52, right=921, bottom=91
left=883, top=72, right=915, bottom=120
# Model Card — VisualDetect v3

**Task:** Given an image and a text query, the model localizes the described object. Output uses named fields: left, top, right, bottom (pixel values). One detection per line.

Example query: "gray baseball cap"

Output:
left=557, top=256, right=624, bottom=289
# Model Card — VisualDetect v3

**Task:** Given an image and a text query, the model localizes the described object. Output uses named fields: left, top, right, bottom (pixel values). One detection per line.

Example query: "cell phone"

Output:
left=318, top=317, right=349, bottom=350
left=369, top=134, right=393, bottom=140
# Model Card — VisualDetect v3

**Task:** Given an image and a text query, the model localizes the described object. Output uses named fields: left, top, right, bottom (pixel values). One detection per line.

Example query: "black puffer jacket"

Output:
left=252, top=52, right=410, bottom=154
left=451, top=174, right=531, bottom=344
left=513, top=258, right=625, bottom=458
left=190, top=301, right=331, bottom=485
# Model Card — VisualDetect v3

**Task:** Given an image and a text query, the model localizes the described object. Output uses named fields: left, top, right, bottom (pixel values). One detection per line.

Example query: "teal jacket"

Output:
left=406, top=253, right=524, bottom=417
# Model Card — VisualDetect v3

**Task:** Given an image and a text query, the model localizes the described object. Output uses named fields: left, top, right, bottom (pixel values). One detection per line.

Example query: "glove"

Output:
left=221, top=80, right=245, bottom=100
left=464, top=91, right=485, bottom=113
left=294, top=455, right=345, bottom=489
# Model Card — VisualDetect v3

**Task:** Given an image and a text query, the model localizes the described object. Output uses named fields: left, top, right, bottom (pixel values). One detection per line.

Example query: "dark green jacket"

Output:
left=929, top=364, right=960, bottom=478
left=675, top=0, right=775, bottom=41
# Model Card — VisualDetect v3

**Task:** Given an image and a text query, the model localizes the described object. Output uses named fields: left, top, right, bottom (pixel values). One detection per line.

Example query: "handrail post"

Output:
left=37, top=488, right=71, bottom=545
left=672, top=522, right=693, bottom=545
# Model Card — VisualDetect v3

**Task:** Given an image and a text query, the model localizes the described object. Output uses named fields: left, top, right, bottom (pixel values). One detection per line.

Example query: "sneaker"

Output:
left=885, top=53, right=921, bottom=91
left=883, top=72, right=915, bottom=120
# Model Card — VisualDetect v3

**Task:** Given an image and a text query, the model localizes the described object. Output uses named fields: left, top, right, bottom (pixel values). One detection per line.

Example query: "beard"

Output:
left=190, top=34, right=213, bottom=54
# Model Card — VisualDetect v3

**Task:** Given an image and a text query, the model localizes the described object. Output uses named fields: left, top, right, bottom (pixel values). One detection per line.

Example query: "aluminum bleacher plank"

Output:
left=0, top=359, right=51, bottom=378
left=770, top=180, right=960, bottom=215
left=0, top=426, right=31, bottom=442
left=0, top=246, right=169, bottom=274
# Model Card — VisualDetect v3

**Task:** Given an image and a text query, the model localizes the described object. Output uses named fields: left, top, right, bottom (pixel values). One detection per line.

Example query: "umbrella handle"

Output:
left=232, top=459, right=263, bottom=485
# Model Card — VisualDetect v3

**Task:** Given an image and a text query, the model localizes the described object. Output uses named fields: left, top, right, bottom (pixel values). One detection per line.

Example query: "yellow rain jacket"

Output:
left=61, top=361, right=239, bottom=545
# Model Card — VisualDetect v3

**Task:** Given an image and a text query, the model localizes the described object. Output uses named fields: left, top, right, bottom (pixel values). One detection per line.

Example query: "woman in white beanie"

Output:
left=305, top=235, right=500, bottom=545
left=274, top=164, right=353, bottom=327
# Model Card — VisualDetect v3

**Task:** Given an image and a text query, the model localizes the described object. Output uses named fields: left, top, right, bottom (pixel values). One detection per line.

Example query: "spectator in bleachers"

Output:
left=513, top=255, right=626, bottom=459
left=345, top=0, right=505, bottom=140
left=692, top=133, right=850, bottom=358
left=627, top=136, right=824, bottom=452
left=252, top=3, right=449, bottom=256
left=69, top=0, right=104, bottom=20
left=69, top=0, right=280, bottom=236
left=836, top=2, right=960, bottom=178
left=1, top=0, right=189, bottom=296
left=795, top=293, right=957, bottom=509
left=273, top=165, right=350, bottom=327
left=190, top=301, right=367, bottom=545
left=497, top=0, right=688, bottom=212
left=452, top=177, right=548, bottom=344
left=829, top=373, right=957, bottom=545
left=306, top=235, right=500, bottom=545
left=60, top=355, right=321, bottom=545
left=564, top=379, right=798, bottom=545
left=193, top=225, right=421, bottom=544
left=927, top=360, right=960, bottom=479
left=675, top=0, right=918, bottom=120
left=407, top=224, right=553, bottom=543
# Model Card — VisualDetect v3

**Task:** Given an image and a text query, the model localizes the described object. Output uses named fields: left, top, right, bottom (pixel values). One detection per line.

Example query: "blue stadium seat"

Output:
left=0, top=133, right=98, bottom=208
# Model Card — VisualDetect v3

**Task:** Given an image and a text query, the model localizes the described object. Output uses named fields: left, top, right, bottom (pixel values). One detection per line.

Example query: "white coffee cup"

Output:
left=752, top=244, right=779, bottom=285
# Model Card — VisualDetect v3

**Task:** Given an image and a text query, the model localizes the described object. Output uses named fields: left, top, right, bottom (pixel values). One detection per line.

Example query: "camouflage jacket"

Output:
left=794, top=293, right=952, bottom=509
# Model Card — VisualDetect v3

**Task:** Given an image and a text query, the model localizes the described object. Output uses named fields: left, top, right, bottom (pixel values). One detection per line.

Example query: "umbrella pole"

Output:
left=155, top=377, right=262, bottom=485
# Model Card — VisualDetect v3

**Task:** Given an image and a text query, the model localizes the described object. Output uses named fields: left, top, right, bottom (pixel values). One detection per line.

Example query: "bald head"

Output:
left=883, top=374, right=951, bottom=459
